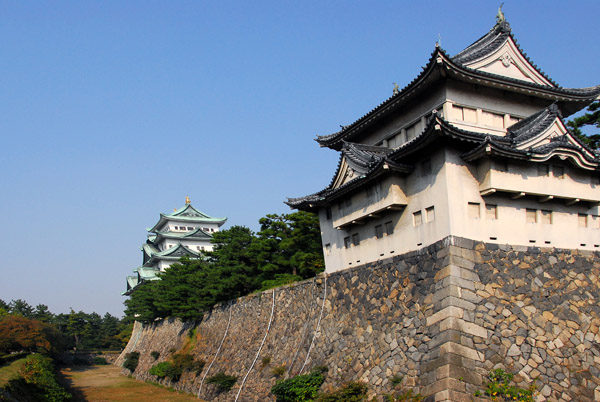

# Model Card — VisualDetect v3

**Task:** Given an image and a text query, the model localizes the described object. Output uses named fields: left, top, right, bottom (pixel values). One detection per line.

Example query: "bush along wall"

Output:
left=117, top=236, right=600, bottom=402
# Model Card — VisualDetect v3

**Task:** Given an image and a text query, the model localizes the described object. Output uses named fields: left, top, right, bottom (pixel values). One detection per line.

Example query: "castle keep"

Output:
left=287, top=17, right=600, bottom=273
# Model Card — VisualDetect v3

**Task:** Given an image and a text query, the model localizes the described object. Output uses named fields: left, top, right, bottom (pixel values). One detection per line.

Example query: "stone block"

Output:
left=440, top=342, right=484, bottom=361
left=429, top=329, right=463, bottom=349
left=439, top=317, right=488, bottom=339
left=449, top=255, right=476, bottom=270
left=421, top=378, right=466, bottom=397
left=437, top=296, right=476, bottom=311
left=432, top=285, right=462, bottom=303
left=437, top=275, right=476, bottom=291
left=435, top=363, right=483, bottom=385
left=427, top=306, right=464, bottom=326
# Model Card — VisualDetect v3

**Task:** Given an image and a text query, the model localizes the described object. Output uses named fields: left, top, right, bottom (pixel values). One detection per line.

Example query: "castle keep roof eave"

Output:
left=315, top=21, right=600, bottom=151
left=288, top=108, right=600, bottom=211
left=148, top=203, right=227, bottom=233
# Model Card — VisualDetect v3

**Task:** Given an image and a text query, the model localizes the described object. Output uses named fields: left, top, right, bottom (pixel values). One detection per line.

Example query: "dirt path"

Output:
left=60, top=365, right=205, bottom=402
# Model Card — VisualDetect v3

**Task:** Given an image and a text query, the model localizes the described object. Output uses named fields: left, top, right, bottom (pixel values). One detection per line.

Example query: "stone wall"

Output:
left=118, top=237, right=600, bottom=402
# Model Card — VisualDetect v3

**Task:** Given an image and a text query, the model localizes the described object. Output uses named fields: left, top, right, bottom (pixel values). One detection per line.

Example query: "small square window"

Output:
left=344, top=236, right=351, bottom=248
left=426, top=206, right=435, bottom=222
left=187, top=227, right=193, bottom=230
left=592, top=175, right=600, bottom=185
left=553, top=165, right=564, bottom=179
left=526, top=209, right=537, bottom=224
left=538, top=164, right=549, bottom=177
left=352, top=233, right=360, bottom=246
left=579, top=213, right=588, bottom=228
left=541, top=210, right=552, bottom=224
left=468, top=202, right=480, bottom=219
left=413, top=211, right=423, bottom=226
left=375, top=225, right=383, bottom=239
left=344, top=198, right=352, bottom=208
left=385, top=221, right=394, bottom=235
left=485, top=204, right=497, bottom=220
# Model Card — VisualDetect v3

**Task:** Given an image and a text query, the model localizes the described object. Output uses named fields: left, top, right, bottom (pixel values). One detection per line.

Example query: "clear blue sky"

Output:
left=1, top=1, right=598, bottom=317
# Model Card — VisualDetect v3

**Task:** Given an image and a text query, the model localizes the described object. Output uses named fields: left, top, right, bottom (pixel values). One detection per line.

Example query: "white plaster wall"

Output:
left=320, top=146, right=600, bottom=273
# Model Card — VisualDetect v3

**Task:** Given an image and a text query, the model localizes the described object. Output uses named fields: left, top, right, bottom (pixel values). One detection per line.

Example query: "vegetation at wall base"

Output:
left=3, top=354, right=71, bottom=402
left=270, top=366, right=327, bottom=402
left=148, top=352, right=205, bottom=381
left=315, top=381, right=369, bottom=402
left=206, top=372, right=237, bottom=393
left=124, top=211, right=324, bottom=323
left=123, top=352, right=140, bottom=373
left=475, top=368, right=535, bottom=402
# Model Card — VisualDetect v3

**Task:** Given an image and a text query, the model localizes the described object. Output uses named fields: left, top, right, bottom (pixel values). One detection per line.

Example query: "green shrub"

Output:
left=315, top=381, right=368, bottom=402
left=271, top=364, right=286, bottom=378
left=149, top=361, right=173, bottom=378
left=148, top=353, right=205, bottom=381
left=479, top=368, right=535, bottom=402
left=92, top=357, right=108, bottom=365
left=206, top=372, right=237, bottom=393
left=150, top=351, right=160, bottom=361
left=271, top=366, right=327, bottom=402
left=261, top=355, right=271, bottom=368
left=123, top=351, right=140, bottom=373
left=6, top=354, right=72, bottom=401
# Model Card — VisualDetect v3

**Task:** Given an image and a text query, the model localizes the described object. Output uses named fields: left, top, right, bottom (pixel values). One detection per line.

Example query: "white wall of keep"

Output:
left=320, top=147, right=600, bottom=273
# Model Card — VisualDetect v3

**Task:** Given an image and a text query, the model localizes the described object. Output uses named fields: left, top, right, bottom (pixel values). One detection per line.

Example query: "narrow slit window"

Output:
left=413, top=211, right=423, bottom=226
left=526, top=209, right=537, bottom=224
left=426, top=206, right=435, bottom=222
left=352, top=233, right=360, bottom=246
left=375, top=224, right=383, bottom=239
left=344, top=236, right=351, bottom=248
left=541, top=210, right=552, bottom=224
left=485, top=204, right=497, bottom=220
left=385, top=221, right=394, bottom=235
left=421, top=159, right=432, bottom=176
left=579, top=214, right=588, bottom=228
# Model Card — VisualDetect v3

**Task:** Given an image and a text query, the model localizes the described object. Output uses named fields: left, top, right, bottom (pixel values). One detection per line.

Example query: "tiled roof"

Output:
left=451, top=20, right=558, bottom=87
left=314, top=21, right=600, bottom=150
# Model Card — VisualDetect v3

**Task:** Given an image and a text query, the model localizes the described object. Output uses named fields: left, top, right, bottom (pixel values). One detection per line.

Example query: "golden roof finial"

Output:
left=185, top=195, right=191, bottom=205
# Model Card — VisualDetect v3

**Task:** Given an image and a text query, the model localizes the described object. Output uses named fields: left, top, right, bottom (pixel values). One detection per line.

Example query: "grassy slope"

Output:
left=0, top=358, right=27, bottom=387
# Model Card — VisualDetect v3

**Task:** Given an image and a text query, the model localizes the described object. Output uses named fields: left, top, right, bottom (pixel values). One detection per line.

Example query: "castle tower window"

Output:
left=452, top=104, right=477, bottom=123
left=538, top=164, right=549, bottom=177
left=468, top=202, right=480, bottom=219
left=325, top=243, right=331, bottom=255
left=375, top=224, right=384, bottom=239
left=325, top=207, right=332, bottom=220
left=413, top=211, right=423, bottom=226
left=485, top=204, right=497, bottom=220
left=526, top=209, right=537, bottom=224
left=592, top=175, right=600, bottom=185
left=553, top=166, right=564, bottom=179
left=426, top=206, right=435, bottom=222
left=482, top=110, right=505, bottom=128
left=541, top=210, right=552, bottom=224
left=344, top=236, right=351, bottom=248
left=578, top=214, right=588, bottom=228
left=385, top=221, right=394, bottom=235
left=352, top=233, right=360, bottom=246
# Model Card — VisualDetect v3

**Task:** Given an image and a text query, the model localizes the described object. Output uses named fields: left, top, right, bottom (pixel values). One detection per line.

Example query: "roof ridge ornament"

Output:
left=392, top=83, right=399, bottom=95
left=185, top=195, right=191, bottom=205
left=496, top=3, right=505, bottom=25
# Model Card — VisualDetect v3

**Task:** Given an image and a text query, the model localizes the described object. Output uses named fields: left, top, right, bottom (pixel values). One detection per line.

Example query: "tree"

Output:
left=8, top=299, right=35, bottom=318
left=568, top=101, right=600, bottom=149
left=33, top=304, right=54, bottom=323
left=0, top=315, right=51, bottom=354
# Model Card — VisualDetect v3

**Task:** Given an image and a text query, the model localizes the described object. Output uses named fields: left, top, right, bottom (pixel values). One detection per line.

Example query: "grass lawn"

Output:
left=60, top=364, right=206, bottom=402
left=0, top=358, right=27, bottom=387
